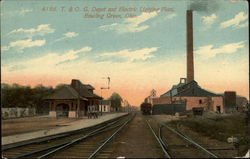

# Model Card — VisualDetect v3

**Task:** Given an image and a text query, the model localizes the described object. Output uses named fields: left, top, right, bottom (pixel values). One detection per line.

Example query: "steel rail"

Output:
left=157, top=119, right=218, bottom=158
left=37, top=115, right=132, bottom=159
left=12, top=123, right=116, bottom=159
left=88, top=114, right=135, bottom=159
left=2, top=113, right=129, bottom=151
left=12, top=142, right=67, bottom=159
left=9, top=114, right=129, bottom=159
left=146, top=119, right=171, bottom=158
left=158, top=125, right=170, bottom=156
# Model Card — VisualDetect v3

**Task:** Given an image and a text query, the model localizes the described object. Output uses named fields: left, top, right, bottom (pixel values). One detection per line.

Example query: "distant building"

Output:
left=144, top=89, right=157, bottom=105
left=153, top=78, right=224, bottom=113
left=99, top=100, right=111, bottom=113
left=218, top=93, right=247, bottom=112
left=122, top=99, right=130, bottom=107
left=236, top=95, right=248, bottom=111
left=224, top=91, right=236, bottom=113
left=121, top=99, right=129, bottom=112
left=45, top=79, right=102, bottom=118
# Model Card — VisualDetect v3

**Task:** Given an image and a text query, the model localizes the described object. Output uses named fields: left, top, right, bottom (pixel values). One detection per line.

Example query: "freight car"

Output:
left=140, top=102, right=152, bottom=115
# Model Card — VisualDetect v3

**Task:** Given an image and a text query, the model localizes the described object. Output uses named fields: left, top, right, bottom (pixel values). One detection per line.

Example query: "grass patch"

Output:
left=170, top=113, right=249, bottom=155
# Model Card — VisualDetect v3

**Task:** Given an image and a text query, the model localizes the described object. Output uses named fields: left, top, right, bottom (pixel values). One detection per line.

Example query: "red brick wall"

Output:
left=153, top=96, right=223, bottom=112
left=152, top=97, right=172, bottom=105
left=172, top=97, right=208, bottom=110
left=212, top=97, right=224, bottom=113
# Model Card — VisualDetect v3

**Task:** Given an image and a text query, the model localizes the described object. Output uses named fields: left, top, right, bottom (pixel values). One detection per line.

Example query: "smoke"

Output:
left=188, top=0, right=219, bottom=13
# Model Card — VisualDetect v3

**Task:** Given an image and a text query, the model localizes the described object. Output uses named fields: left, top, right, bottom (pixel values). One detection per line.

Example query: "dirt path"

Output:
left=104, top=113, right=165, bottom=158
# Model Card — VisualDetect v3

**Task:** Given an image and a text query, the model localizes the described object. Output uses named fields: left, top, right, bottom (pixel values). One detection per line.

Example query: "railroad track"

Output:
left=146, top=117, right=219, bottom=158
left=174, top=123, right=237, bottom=157
left=2, top=113, right=134, bottom=159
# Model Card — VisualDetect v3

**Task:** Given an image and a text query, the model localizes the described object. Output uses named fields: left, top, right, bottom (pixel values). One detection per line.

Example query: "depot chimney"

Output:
left=186, top=10, right=194, bottom=83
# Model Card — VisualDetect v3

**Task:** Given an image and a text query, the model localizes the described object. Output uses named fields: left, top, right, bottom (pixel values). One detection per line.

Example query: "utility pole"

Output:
left=100, top=77, right=110, bottom=116
left=77, top=84, right=80, bottom=118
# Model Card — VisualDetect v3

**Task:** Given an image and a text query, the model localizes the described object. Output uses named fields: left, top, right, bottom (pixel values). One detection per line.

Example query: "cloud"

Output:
left=54, top=32, right=79, bottom=42
left=2, top=39, right=46, bottom=52
left=163, top=13, right=177, bottom=20
left=99, top=11, right=159, bottom=33
left=19, top=9, right=33, bottom=16
left=2, top=44, right=248, bottom=104
left=220, top=12, right=248, bottom=28
left=55, top=47, right=92, bottom=64
left=237, top=21, right=248, bottom=28
left=4, top=47, right=92, bottom=73
left=99, top=47, right=158, bottom=62
left=151, top=13, right=177, bottom=27
left=202, top=13, right=217, bottom=25
left=1, top=50, right=187, bottom=105
left=8, top=24, right=55, bottom=37
left=64, top=32, right=79, bottom=38
left=195, top=41, right=245, bottom=58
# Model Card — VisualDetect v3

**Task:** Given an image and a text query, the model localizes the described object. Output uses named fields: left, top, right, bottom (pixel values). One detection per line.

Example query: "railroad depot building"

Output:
left=45, top=79, right=102, bottom=118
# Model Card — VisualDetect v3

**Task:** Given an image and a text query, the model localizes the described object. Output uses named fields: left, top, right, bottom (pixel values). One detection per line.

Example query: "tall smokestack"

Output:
left=186, top=10, right=194, bottom=83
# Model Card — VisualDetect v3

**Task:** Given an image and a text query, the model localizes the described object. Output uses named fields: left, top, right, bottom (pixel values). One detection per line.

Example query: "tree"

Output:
left=108, top=92, right=123, bottom=111
left=32, top=84, right=54, bottom=114
left=1, top=83, right=33, bottom=108
left=1, top=83, right=54, bottom=115
left=55, top=84, right=68, bottom=90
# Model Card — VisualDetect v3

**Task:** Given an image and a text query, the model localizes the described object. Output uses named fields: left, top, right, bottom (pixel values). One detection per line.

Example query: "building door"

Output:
left=216, top=106, right=221, bottom=113
left=56, top=103, right=69, bottom=117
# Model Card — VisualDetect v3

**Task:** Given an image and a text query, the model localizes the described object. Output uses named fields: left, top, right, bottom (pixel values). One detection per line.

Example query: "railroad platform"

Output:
left=2, top=112, right=127, bottom=146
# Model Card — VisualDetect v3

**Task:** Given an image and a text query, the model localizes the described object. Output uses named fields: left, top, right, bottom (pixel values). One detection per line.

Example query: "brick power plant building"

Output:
left=152, top=10, right=236, bottom=114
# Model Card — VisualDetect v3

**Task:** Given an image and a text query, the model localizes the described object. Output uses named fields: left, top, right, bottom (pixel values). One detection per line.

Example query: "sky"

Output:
left=1, top=0, right=249, bottom=106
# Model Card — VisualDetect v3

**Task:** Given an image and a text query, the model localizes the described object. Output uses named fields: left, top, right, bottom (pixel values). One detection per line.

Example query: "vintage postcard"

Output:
left=1, top=0, right=249, bottom=158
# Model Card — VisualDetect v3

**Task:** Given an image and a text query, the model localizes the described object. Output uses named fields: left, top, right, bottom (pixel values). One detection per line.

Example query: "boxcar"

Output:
left=140, top=102, right=152, bottom=115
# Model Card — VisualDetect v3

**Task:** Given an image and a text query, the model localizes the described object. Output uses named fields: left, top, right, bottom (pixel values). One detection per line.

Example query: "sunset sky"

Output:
left=1, top=0, right=249, bottom=106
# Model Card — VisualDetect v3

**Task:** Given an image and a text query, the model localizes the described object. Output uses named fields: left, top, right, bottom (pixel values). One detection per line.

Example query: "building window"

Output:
left=199, top=99, right=202, bottom=104
left=104, top=106, right=106, bottom=112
